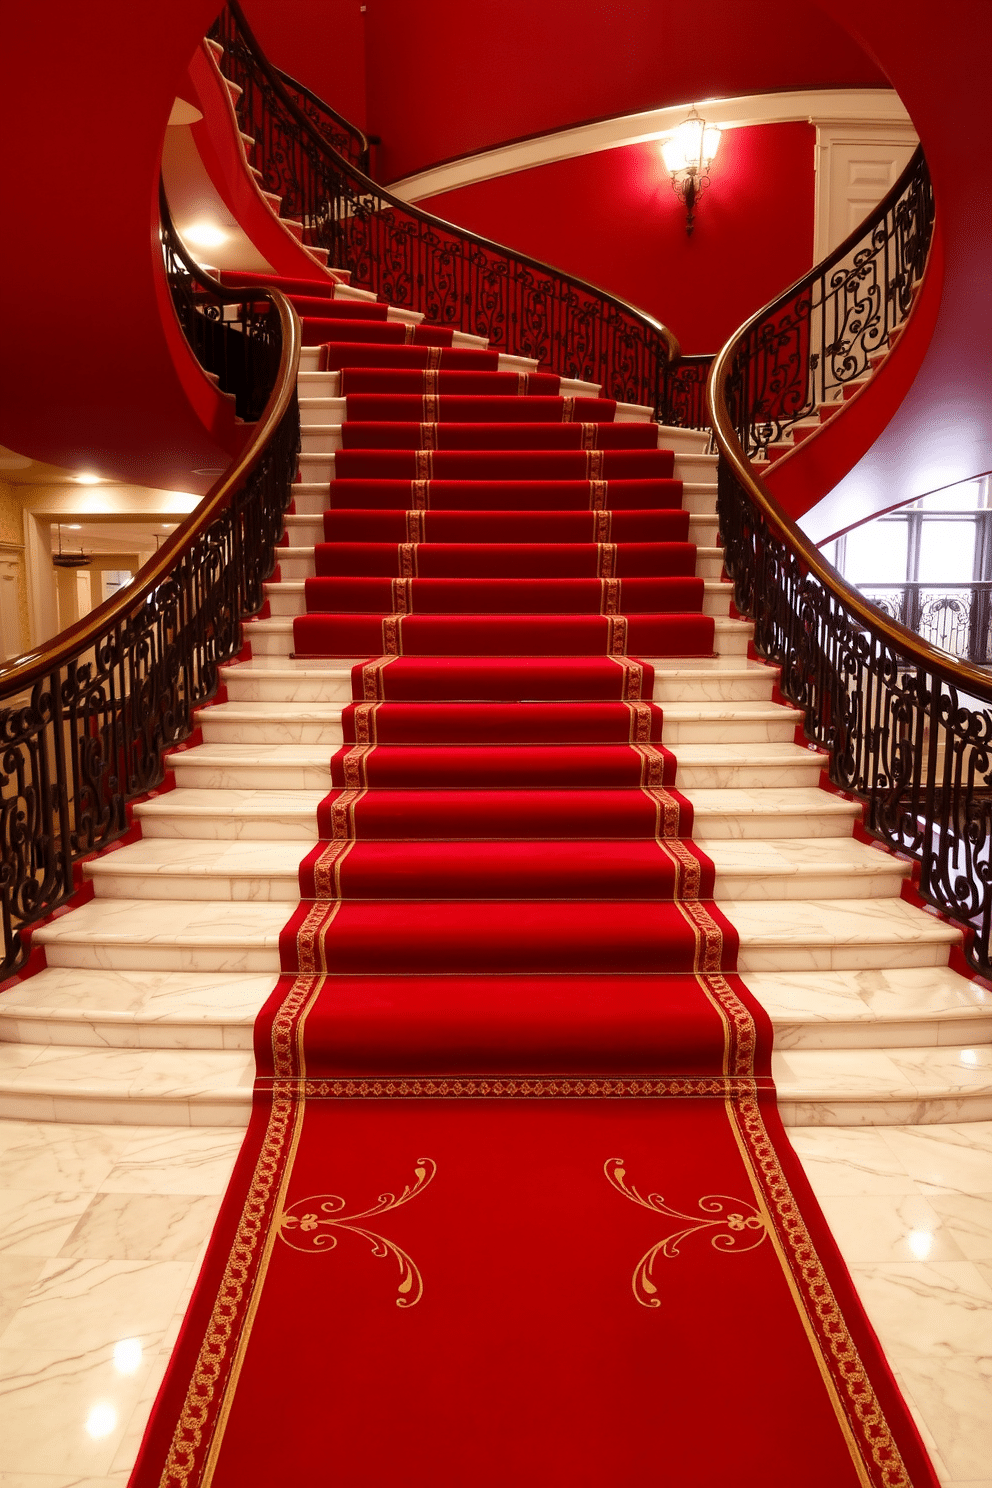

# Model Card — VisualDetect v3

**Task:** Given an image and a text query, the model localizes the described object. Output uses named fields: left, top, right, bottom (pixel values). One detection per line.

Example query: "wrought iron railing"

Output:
left=709, top=152, right=992, bottom=974
left=272, top=63, right=370, bottom=174
left=207, top=0, right=691, bottom=415
left=728, top=146, right=933, bottom=460
left=860, top=582, right=992, bottom=668
left=0, top=198, right=301, bottom=981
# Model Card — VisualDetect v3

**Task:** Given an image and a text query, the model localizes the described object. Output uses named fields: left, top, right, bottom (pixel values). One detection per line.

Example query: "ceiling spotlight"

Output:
left=183, top=222, right=228, bottom=248
left=74, top=472, right=102, bottom=485
left=661, top=106, right=722, bottom=236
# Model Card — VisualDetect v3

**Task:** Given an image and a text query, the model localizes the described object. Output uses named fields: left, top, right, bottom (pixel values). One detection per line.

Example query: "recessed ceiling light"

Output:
left=74, top=472, right=102, bottom=485
left=67, top=524, right=82, bottom=530
left=184, top=222, right=228, bottom=248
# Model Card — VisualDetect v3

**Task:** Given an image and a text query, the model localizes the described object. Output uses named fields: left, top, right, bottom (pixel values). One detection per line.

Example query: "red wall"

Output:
left=419, top=123, right=815, bottom=355
left=0, top=1, right=246, bottom=492
left=241, top=0, right=367, bottom=129
left=363, top=0, right=886, bottom=184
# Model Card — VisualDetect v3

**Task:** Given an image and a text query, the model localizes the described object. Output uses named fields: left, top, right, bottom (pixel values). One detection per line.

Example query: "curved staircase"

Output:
left=0, top=275, right=988, bottom=1130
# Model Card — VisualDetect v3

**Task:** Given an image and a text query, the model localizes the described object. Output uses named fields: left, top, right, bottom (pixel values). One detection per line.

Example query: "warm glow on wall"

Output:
left=183, top=222, right=228, bottom=248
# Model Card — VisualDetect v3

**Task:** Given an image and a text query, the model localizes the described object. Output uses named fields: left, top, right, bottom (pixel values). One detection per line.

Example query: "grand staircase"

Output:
left=0, top=275, right=988, bottom=1130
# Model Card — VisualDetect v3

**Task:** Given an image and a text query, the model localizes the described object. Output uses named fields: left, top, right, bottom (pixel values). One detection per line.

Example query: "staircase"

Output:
left=0, top=276, right=988, bottom=1130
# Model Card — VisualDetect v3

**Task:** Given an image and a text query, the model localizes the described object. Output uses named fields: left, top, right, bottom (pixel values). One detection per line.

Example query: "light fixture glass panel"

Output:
left=845, top=518, right=907, bottom=584
left=675, top=116, right=704, bottom=169
left=661, top=137, right=687, bottom=173
left=701, top=126, right=722, bottom=166
left=917, top=519, right=975, bottom=582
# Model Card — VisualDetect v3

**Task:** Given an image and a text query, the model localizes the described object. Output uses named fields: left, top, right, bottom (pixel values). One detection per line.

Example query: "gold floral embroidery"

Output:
left=605, top=1159, right=767, bottom=1308
left=278, top=1158, right=437, bottom=1308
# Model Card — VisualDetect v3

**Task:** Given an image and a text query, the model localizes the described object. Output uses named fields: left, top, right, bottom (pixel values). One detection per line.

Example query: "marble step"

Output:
left=0, top=1041, right=254, bottom=1124
left=79, top=835, right=910, bottom=904
left=280, top=508, right=718, bottom=546
left=3, top=966, right=987, bottom=1056
left=219, top=653, right=774, bottom=704
left=1, top=1037, right=986, bottom=1124
left=294, top=451, right=717, bottom=486
left=297, top=347, right=540, bottom=374
left=136, top=783, right=856, bottom=843
left=194, top=694, right=791, bottom=745
left=656, top=424, right=712, bottom=454
left=170, top=735, right=815, bottom=791
left=299, top=396, right=652, bottom=426
left=32, top=893, right=958, bottom=976
left=274, top=542, right=723, bottom=581
left=171, top=744, right=333, bottom=791
left=136, top=788, right=325, bottom=839
left=297, top=371, right=606, bottom=399
left=772, top=1044, right=992, bottom=1125
left=284, top=481, right=717, bottom=520
left=662, top=741, right=824, bottom=788
left=243, top=611, right=750, bottom=657
left=750, top=966, right=992, bottom=1049
left=261, top=578, right=735, bottom=619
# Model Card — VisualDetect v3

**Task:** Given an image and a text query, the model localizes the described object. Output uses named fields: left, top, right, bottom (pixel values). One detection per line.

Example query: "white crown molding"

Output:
left=388, top=89, right=913, bottom=201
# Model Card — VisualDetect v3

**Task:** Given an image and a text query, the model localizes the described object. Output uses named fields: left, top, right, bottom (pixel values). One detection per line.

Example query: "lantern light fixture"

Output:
left=660, top=106, right=722, bottom=236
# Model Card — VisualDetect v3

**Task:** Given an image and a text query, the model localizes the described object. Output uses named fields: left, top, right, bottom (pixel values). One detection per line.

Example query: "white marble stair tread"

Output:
left=135, top=788, right=324, bottom=839
left=0, top=966, right=273, bottom=1045
left=33, top=900, right=289, bottom=972
left=220, top=658, right=354, bottom=702
left=0, top=1042, right=255, bottom=1124
left=687, top=787, right=859, bottom=838
left=262, top=578, right=734, bottom=617
left=728, top=897, right=960, bottom=972
left=656, top=424, right=712, bottom=452
left=273, top=543, right=725, bottom=582
left=774, top=1044, right=992, bottom=1125
left=195, top=700, right=343, bottom=744
left=671, top=451, right=717, bottom=478
left=242, top=613, right=752, bottom=656
left=745, top=966, right=992, bottom=1048
left=660, top=699, right=801, bottom=743
left=84, top=839, right=306, bottom=901
left=171, top=744, right=331, bottom=790
left=672, top=740, right=824, bottom=787
left=710, top=838, right=909, bottom=900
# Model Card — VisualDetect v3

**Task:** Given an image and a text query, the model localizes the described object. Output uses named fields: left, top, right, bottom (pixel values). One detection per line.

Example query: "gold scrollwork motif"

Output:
left=605, top=1158, right=767, bottom=1308
left=277, top=1157, right=436, bottom=1308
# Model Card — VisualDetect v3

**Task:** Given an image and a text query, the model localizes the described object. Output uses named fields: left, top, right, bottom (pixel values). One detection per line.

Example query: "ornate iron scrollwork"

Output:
left=206, top=0, right=700, bottom=422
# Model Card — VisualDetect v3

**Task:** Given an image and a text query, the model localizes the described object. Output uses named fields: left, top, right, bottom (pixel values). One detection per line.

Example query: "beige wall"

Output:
left=0, top=479, right=32, bottom=661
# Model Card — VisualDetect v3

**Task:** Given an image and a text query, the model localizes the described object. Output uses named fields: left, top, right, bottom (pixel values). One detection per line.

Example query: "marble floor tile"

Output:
left=880, top=1124, right=992, bottom=1197
left=0, top=1125, right=139, bottom=1191
left=59, top=1192, right=222, bottom=1262
left=0, top=1190, right=93, bottom=1256
left=0, top=1257, right=193, bottom=1354
left=0, top=1341, right=159, bottom=1477
left=893, top=1354, right=992, bottom=1482
left=927, top=1193, right=992, bottom=1262
left=848, top=1260, right=992, bottom=1359
left=0, top=1256, right=46, bottom=1335
left=785, top=1126, right=916, bottom=1194
left=98, top=1127, right=245, bottom=1195
left=814, top=1193, right=967, bottom=1263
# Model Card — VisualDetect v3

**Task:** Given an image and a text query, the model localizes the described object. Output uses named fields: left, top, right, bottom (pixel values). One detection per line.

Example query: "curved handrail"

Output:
left=207, top=1, right=686, bottom=413
left=0, top=244, right=299, bottom=696
left=708, top=146, right=992, bottom=973
left=729, top=144, right=934, bottom=460
left=0, top=196, right=301, bottom=978
left=272, top=62, right=371, bottom=173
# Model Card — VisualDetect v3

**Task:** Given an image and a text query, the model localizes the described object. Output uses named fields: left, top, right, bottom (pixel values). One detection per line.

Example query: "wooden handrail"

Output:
left=0, top=252, right=301, bottom=700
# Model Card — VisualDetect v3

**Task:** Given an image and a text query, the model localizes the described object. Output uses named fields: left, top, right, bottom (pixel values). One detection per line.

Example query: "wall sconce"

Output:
left=661, top=107, right=722, bottom=236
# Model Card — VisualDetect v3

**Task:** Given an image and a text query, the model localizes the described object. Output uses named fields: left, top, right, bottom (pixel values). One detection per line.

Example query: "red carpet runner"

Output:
left=131, top=276, right=940, bottom=1488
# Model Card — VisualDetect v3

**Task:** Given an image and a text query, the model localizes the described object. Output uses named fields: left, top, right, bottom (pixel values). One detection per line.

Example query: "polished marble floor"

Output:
left=0, top=1116, right=989, bottom=1486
